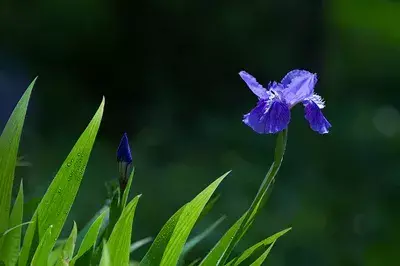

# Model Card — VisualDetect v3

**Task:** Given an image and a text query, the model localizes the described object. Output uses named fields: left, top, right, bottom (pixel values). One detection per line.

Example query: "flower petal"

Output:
left=239, top=71, right=270, bottom=99
left=117, top=133, right=133, bottom=164
left=303, top=100, right=331, bottom=134
left=243, top=99, right=290, bottom=134
left=280, top=69, right=317, bottom=107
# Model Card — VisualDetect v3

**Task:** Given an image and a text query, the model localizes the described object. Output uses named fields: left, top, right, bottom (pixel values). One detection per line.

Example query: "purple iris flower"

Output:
left=240, top=69, right=331, bottom=134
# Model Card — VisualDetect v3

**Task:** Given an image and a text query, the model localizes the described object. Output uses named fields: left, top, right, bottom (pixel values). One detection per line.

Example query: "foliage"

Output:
left=0, top=80, right=290, bottom=265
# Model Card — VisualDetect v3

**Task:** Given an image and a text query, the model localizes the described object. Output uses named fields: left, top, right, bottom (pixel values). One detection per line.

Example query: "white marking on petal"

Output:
left=305, top=94, right=325, bottom=109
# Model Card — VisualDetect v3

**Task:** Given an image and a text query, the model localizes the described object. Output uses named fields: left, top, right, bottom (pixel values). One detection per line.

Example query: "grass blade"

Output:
left=72, top=210, right=107, bottom=264
left=30, top=225, right=53, bottom=266
left=0, top=78, right=35, bottom=243
left=130, top=237, right=153, bottom=253
left=59, top=222, right=78, bottom=263
left=0, top=180, right=24, bottom=264
left=105, top=195, right=141, bottom=266
left=199, top=213, right=246, bottom=266
left=226, top=227, right=291, bottom=265
left=139, top=205, right=186, bottom=265
left=121, top=168, right=135, bottom=209
left=99, top=241, right=111, bottom=266
left=19, top=97, right=105, bottom=266
left=182, top=216, right=226, bottom=255
left=160, top=171, right=230, bottom=266
left=249, top=240, right=276, bottom=266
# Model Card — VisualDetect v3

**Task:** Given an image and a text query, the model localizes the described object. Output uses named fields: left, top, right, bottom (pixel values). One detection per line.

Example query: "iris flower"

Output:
left=240, top=69, right=331, bottom=134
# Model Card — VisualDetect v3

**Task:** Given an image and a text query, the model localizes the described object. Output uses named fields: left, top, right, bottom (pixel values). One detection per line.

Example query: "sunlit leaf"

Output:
left=18, top=98, right=105, bottom=266
left=225, top=228, right=291, bottom=266
left=105, top=195, right=141, bottom=266
left=160, top=171, right=229, bottom=266
left=99, top=241, right=111, bottom=266
left=0, top=78, right=35, bottom=245
left=249, top=240, right=276, bottom=266
left=0, top=180, right=24, bottom=264
left=30, top=225, right=53, bottom=266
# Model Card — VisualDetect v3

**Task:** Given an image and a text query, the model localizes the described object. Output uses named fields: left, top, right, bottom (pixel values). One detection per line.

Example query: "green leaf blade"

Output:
left=160, top=171, right=229, bottom=266
left=19, top=98, right=105, bottom=266
left=106, top=195, right=141, bottom=266
left=72, top=211, right=106, bottom=263
left=0, top=180, right=24, bottom=264
left=30, top=225, right=54, bottom=266
left=227, top=227, right=291, bottom=266
left=0, top=78, right=35, bottom=241
left=249, top=240, right=276, bottom=266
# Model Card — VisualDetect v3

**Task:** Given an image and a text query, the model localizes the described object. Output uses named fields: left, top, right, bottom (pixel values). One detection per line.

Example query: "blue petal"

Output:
left=117, top=133, right=133, bottom=163
left=239, top=71, right=270, bottom=99
left=279, top=69, right=317, bottom=107
left=303, top=100, right=331, bottom=134
left=243, top=99, right=290, bottom=134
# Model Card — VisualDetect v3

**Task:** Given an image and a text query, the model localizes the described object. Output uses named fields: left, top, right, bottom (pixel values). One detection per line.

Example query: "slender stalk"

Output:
left=219, top=129, right=288, bottom=265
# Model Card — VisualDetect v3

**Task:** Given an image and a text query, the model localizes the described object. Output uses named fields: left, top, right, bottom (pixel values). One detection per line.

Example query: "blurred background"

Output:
left=1, top=0, right=400, bottom=265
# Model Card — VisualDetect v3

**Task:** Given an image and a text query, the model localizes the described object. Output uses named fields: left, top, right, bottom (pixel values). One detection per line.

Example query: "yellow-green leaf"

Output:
left=0, top=180, right=24, bottom=264
left=104, top=195, right=141, bottom=266
left=160, top=171, right=229, bottom=266
left=0, top=78, right=35, bottom=245
left=19, top=98, right=105, bottom=266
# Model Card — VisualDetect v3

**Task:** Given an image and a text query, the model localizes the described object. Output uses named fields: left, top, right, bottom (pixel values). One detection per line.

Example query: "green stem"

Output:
left=219, top=129, right=288, bottom=265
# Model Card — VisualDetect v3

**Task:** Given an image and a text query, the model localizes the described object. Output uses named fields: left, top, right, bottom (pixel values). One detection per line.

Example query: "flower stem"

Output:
left=219, top=129, right=288, bottom=265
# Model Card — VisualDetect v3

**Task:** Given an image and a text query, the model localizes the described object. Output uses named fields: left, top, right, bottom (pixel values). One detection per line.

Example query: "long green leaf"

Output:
left=75, top=205, right=109, bottom=250
left=56, top=221, right=78, bottom=265
left=99, top=241, right=111, bottom=266
left=219, top=130, right=288, bottom=264
left=0, top=78, right=35, bottom=244
left=160, top=171, right=229, bottom=266
left=249, top=240, right=276, bottom=266
left=0, top=180, right=24, bottom=264
left=139, top=205, right=186, bottom=265
left=105, top=195, right=141, bottom=266
left=19, top=97, right=105, bottom=266
left=182, top=216, right=226, bottom=256
left=199, top=213, right=246, bottom=266
left=121, top=168, right=135, bottom=209
left=130, top=237, right=153, bottom=253
left=225, top=227, right=291, bottom=266
left=30, top=225, right=53, bottom=266
left=71, top=210, right=107, bottom=264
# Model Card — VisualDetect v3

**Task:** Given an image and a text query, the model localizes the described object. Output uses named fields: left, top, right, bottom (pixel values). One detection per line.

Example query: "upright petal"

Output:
left=303, top=100, right=331, bottom=134
left=243, top=99, right=290, bottom=134
left=280, top=69, right=317, bottom=107
left=239, top=71, right=270, bottom=99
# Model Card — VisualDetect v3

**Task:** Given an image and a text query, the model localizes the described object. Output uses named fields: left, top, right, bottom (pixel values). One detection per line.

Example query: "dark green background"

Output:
left=1, top=0, right=400, bottom=265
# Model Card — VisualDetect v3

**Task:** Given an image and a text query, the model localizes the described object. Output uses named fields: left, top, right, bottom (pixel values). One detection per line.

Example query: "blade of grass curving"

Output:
left=139, top=205, right=186, bottom=266
left=182, top=216, right=226, bottom=256
left=0, top=78, right=36, bottom=245
left=249, top=240, right=276, bottom=266
left=0, top=180, right=24, bottom=264
left=47, top=244, right=64, bottom=266
left=106, top=195, right=141, bottom=266
left=58, top=222, right=78, bottom=264
left=160, top=171, right=229, bottom=266
left=187, top=258, right=201, bottom=266
left=225, top=227, right=291, bottom=266
left=121, top=167, right=135, bottom=209
left=75, top=205, right=109, bottom=250
left=197, top=194, right=220, bottom=222
left=18, top=98, right=105, bottom=266
left=0, top=222, right=33, bottom=239
left=71, top=210, right=106, bottom=264
left=30, top=225, right=53, bottom=266
left=219, top=130, right=287, bottom=265
left=130, top=237, right=153, bottom=253
left=199, top=213, right=246, bottom=266
left=99, top=241, right=110, bottom=266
